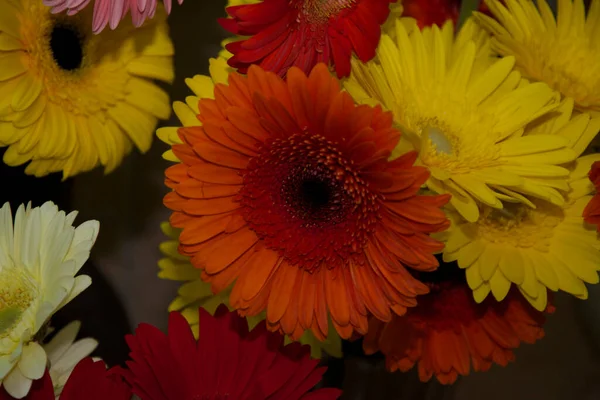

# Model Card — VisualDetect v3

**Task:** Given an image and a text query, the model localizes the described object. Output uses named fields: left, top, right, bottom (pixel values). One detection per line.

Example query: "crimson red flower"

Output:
left=0, top=359, right=130, bottom=400
left=583, top=161, right=600, bottom=230
left=122, top=305, right=341, bottom=400
left=219, top=0, right=396, bottom=78
left=363, top=268, right=553, bottom=384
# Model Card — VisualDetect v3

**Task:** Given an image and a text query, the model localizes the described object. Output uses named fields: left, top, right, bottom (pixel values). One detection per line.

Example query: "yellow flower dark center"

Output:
left=49, top=22, right=84, bottom=71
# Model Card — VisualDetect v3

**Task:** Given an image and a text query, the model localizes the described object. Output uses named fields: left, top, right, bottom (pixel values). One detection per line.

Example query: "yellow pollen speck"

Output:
left=477, top=202, right=564, bottom=250
left=0, top=268, right=36, bottom=337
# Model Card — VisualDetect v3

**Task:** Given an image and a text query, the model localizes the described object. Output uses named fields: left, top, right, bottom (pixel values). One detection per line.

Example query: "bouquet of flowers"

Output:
left=1, top=0, right=599, bottom=398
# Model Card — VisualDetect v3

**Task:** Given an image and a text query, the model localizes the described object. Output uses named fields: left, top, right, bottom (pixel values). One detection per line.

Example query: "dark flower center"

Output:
left=299, top=178, right=330, bottom=209
left=279, top=163, right=347, bottom=227
left=49, top=24, right=84, bottom=71
left=239, top=133, right=381, bottom=271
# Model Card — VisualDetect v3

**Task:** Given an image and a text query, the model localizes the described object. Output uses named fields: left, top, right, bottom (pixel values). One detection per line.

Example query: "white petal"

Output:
left=50, top=338, right=97, bottom=380
left=57, top=275, right=91, bottom=310
left=44, top=321, right=81, bottom=365
left=18, top=342, right=46, bottom=380
left=22, top=206, right=41, bottom=271
left=2, top=364, right=32, bottom=399
left=12, top=204, right=27, bottom=267
left=0, top=356, right=16, bottom=379
left=0, top=202, right=13, bottom=268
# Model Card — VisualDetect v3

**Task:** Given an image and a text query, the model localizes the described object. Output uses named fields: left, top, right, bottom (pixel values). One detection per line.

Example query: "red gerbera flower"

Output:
left=583, top=161, right=600, bottom=230
left=163, top=63, right=450, bottom=341
left=219, top=0, right=396, bottom=78
left=0, top=359, right=130, bottom=400
left=122, top=305, right=341, bottom=400
left=363, top=267, right=553, bottom=384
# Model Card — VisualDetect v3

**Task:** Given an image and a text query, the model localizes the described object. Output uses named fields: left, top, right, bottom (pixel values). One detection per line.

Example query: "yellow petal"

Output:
left=173, top=101, right=200, bottom=127
left=499, top=134, right=569, bottom=156
left=498, top=250, right=525, bottom=285
left=185, top=75, right=216, bottom=99
left=490, top=270, right=511, bottom=301
left=473, top=283, right=491, bottom=303
left=12, top=74, right=42, bottom=112
left=0, top=52, right=25, bottom=82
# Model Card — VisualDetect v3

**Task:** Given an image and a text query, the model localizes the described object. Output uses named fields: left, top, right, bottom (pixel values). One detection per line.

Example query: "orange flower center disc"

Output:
left=238, top=132, right=381, bottom=272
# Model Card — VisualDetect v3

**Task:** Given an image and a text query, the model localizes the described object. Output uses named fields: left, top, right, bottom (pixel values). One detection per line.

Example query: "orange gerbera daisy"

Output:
left=162, top=63, right=450, bottom=341
left=363, top=265, right=553, bottom=384
left=583, top=161, right=600, bottom=230
left=218, top=0, right=396, bottom=78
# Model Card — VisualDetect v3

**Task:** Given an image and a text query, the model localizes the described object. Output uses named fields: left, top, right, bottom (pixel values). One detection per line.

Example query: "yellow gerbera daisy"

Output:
left=344, top=19, right=598, bottom=223
left=0, top=202, right=98, bottom=399
left=441, top=98, right=600, bottom=310
left=0, top=0, right=174, bottom=178
left=475, top=0, right=600, bottom=116
left=158, top=222, right=343, bottom=359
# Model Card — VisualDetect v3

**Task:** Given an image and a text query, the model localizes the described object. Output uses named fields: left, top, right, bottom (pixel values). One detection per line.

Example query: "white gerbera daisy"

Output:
left=0, top=202, right=99, bottom=399
left=44, top=321, right=98, bottom=399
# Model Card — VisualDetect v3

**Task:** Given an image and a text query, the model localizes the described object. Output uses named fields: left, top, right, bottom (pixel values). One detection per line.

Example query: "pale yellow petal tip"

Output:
left=162, top=150, right=180, bottom=162
left=472, top=284, right=491, bottom=303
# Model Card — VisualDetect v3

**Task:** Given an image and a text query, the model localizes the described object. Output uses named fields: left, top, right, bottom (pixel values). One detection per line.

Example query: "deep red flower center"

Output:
left=238, top=132, right=381, bottom=271
left=296, top=0, right=357, bottom=23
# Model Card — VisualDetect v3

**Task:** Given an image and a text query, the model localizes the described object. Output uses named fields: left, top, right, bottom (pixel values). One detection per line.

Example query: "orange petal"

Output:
left=267, top=262, right=300, bottom=323
left=199, top=227, right=259, bottom=274
left=176, top=180, right=241, bottom=199
left=188, top=163, right=243, bottom=185
left=226, top=106, right=270, bottom=142
left=204, top=248, right=254, bottom=292
left=298, top=270, right=316, bottom=330
left=203, top=121, right=258, bottom=157
left=183, top=197, right=240, bottom=216
left=351, top=262, right=392, bottom=322
left=222, top=121, right=261, bottom=152
left=287, top=66, right=311, bottom=129
left=325, top=267, right=351, bottom=328
left=193, top=141, right=249, bottom=169
left=279, top=269, right=303, bottom=338
left=164, top=191, right=187, bottom=211
left=313, top=269, right=329, bottom=338
left=240, top=245, right=282, bottom=301
left=179, top=214, right=232, bottom=245
left=165, top=163, right=188, bottom=184
left=386, top=198, right=448, bottom=225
